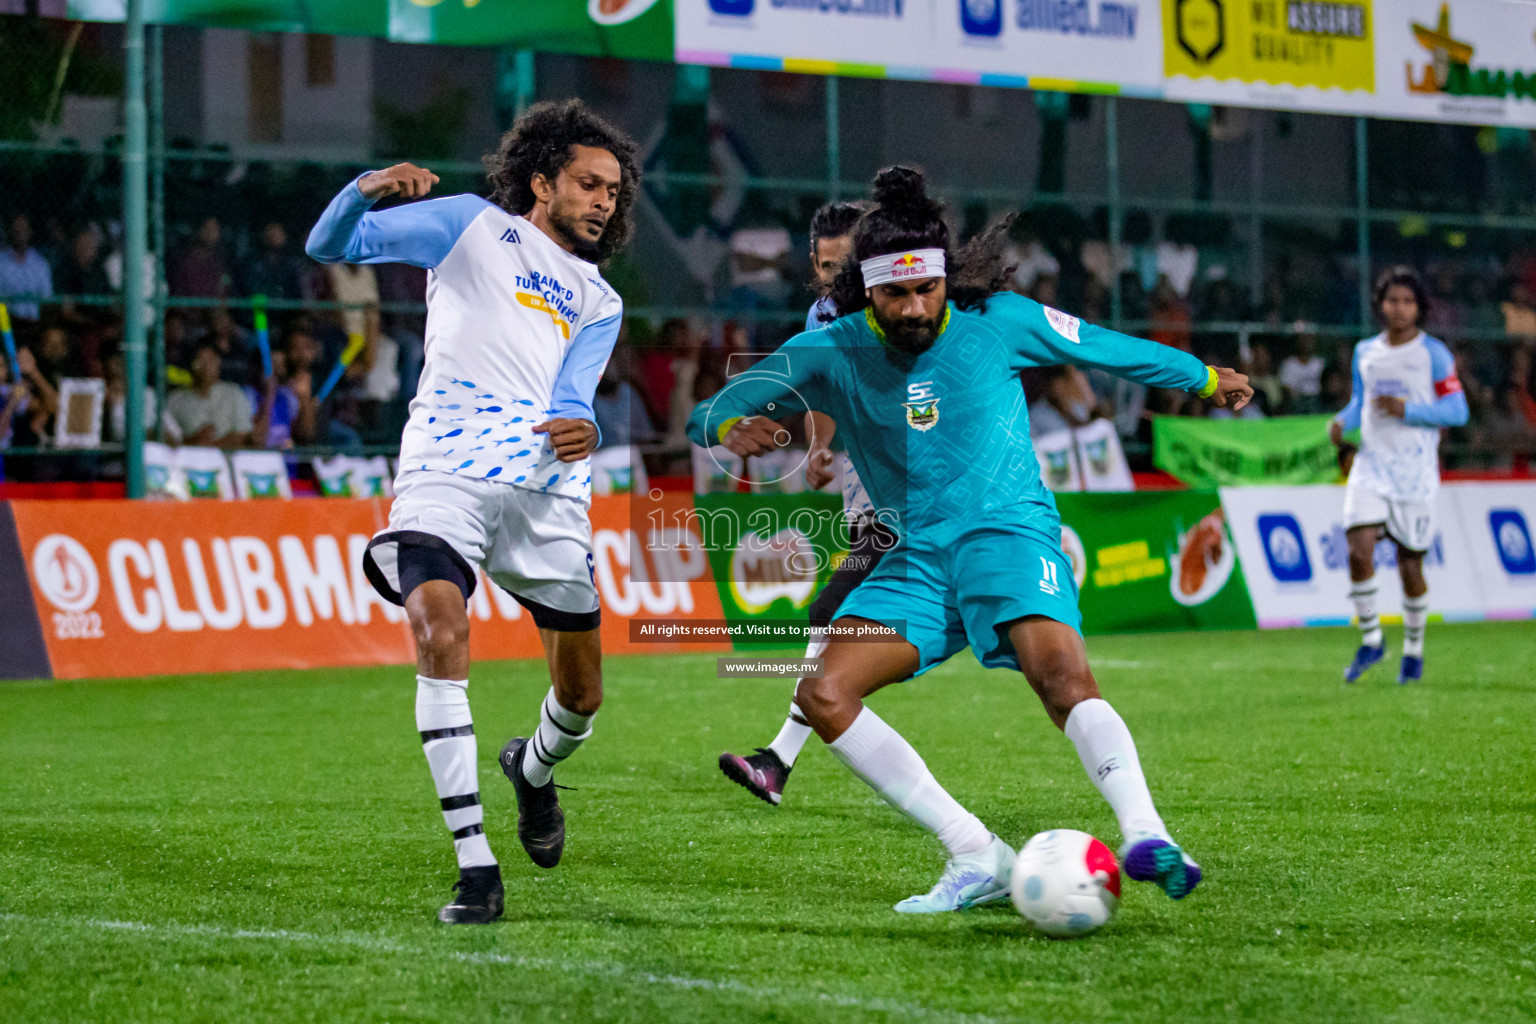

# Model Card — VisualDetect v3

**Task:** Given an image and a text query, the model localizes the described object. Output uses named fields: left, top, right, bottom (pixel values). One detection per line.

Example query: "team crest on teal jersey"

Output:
left=904, top=380, right=940, bottom=432
left=904, top=400, right=940, bottom=431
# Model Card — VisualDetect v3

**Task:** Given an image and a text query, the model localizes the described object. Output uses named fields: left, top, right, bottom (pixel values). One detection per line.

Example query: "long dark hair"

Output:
left=827, top=165, right=1015, bottom=318
left=1372, top=265, right=1429, bottom=326
left=485, top=99, right=641, bottom=263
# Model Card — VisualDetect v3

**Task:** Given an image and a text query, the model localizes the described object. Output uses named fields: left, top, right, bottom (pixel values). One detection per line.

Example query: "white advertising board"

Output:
left=1219, top=483, right=1483, bottom=628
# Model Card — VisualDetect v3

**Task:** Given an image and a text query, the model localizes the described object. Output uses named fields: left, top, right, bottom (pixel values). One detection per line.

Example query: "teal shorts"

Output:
left=836, top=515, right=1081, bottom=676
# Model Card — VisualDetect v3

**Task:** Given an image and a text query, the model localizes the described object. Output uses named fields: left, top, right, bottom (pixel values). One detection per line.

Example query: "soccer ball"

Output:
left=1009, top=829, right=1121, bottom=937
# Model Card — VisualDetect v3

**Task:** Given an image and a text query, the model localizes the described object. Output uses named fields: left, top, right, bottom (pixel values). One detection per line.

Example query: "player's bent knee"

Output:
left=793, top=675, right=849, bottom=728
left=410, top=609, right=469, bottom=658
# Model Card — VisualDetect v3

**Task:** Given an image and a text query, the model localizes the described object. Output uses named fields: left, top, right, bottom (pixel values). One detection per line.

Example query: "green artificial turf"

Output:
left=3, top=623, right=1534, bottom=1023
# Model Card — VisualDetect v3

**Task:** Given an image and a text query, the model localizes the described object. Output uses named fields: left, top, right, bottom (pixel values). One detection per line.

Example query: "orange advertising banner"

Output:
left=10, top=494, right=726, bottom=680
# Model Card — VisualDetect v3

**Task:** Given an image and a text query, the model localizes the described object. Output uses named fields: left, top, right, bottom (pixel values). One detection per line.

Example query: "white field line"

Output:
left=1, top=913, right=1012, bottom=1024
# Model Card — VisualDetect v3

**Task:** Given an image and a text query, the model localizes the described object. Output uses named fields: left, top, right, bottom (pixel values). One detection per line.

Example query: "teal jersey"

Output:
left=686, top=292, right=1209, bottom=531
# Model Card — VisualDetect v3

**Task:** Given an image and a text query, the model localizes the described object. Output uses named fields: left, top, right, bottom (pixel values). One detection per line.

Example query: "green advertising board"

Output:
left=692, top=491, right=846, bottom=650
left=1055, top=491, right=1257, bottom=635
left=67, top=0, right=674, bottom=61
left=1153, top=414, right=1341, bottom=489
left=696, top=490, right=1254, bottom=646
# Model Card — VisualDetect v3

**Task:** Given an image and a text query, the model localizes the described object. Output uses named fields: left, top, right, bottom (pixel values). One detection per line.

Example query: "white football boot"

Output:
left=894, top=834, right=1016, bottom=913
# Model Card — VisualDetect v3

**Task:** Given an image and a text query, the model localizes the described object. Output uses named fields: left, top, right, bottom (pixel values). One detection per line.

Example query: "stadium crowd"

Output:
left=3, top=200, right=1536, bottom=482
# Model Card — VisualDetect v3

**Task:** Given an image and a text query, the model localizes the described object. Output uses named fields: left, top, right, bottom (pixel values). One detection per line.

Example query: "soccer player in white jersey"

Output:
left=1329, top=267, right=1468, bottom=684
left=718, top=201, right=901, bottom=805
left=305, top=100, right=638, bottom=924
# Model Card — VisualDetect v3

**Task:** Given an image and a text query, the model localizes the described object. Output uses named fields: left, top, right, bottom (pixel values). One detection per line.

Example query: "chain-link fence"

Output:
left=3, top=25, right=1536, bottom=486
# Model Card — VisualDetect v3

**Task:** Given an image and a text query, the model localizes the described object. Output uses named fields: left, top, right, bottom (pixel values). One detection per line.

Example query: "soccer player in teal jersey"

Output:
left=687, top=168, right=1252, bottom=913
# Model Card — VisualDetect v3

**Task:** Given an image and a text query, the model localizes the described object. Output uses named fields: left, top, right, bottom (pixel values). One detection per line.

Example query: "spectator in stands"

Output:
left=0, top=213, right=53, bottom=335
left=6, top=346, right=57, bottom=448
left=103, top=351, right=180, bottom=445
left=54, top=226, right=112, bottom=299
left=1242, top=342, right=1284, bottom=415
left=193, top=308, right=253, bottom=384
left=169, top=216, right=231, bottom=298
left=32, top=324, right=73, bottom=390
left=1472, top=385, right=1536, bottom=470
left=167, top=340, right=254, bottom=449
left=241, top=221, right=304, bottom=301
left=592, top=342, right=655, bottom=449
left=1501, top=280, right=1536, bottom=339
left=1028, top=365, right=1100, bottom=438
left=281, top=326, right=361, bottom=452
left=1279, top=333, right=1325, bottom=414
left=1148, top=276, right=1192, bottom=352
left=244, top=348, right=298, bottom=450
left=0, top=353, right=31, bottom=458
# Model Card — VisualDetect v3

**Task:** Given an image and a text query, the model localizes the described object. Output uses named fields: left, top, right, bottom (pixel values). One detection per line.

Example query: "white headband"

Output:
left=860, top=248, right=946, bottom=288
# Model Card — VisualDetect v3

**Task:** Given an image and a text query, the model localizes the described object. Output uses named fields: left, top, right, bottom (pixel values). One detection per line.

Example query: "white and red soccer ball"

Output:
left=1010, top=829, right=1121, bottom=937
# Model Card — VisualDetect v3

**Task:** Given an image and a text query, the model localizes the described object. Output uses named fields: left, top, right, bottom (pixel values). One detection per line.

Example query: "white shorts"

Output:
left=1342, top=481, right=1435, bottom=554
left=363, top=470, right=600, bottom=628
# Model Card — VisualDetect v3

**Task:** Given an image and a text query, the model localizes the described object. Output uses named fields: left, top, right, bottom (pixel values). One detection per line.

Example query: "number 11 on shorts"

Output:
left=1039, top=556, right=1061, bottom=596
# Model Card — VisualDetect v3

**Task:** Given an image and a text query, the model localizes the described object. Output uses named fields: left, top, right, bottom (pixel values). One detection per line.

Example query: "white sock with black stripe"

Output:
left=1403, top=592, right=1430, bottom=657
left=521, top=687, right=594, bottom=788
left=1350, top=575, right=1383, bottom=647
left=416, top=675, right=494, bottom=869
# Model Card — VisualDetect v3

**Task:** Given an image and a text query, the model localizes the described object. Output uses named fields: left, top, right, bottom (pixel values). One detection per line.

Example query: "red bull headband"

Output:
left=860, top=248, right=946, bottom=288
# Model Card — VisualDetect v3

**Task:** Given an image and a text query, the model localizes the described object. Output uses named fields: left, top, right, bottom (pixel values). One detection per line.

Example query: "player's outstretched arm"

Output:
left=305, top=163, right=484, bottom=269
left=684, top=338, right=827, bottom=455
left=990, top=293, right=1251, bottom=408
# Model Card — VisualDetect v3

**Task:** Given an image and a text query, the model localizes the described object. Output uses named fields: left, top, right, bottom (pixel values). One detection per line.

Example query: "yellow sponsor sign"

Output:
left=1164, top=0, right=1374, bottom=91
left=517, top=291, right=571, bottom=339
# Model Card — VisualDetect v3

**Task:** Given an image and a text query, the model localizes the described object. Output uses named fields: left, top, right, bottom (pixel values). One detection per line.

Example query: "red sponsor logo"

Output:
left=1434, top=373, right=1463, bottom=397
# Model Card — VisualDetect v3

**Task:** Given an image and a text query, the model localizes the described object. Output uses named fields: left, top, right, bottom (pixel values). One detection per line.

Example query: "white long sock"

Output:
left=416, top=675, right=494, bottom=869
left=1403, top=592, right=1429, bottom=657
left=1064, top=698, right=1168, bottom=844
left=767, top=632, right=825, bottom=766
left=1350, top=575, right=1383, bottom=647
left=521, top=687, right=594, bottom=788
left=827, top=706, right=991, bottom=858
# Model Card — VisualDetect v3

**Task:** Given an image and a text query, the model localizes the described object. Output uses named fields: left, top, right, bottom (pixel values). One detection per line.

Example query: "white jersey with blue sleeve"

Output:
left=803, top=297, right=874, bottom=517
left=306, top=176, right=623, bottom=505
left=1334, top=331, right=1468, bottom=503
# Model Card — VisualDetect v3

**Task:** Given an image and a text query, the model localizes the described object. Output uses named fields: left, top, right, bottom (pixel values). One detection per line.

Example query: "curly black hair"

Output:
left=1372, top=264, right=1429, bottom=326
left=485, top=99, right=641, bottom=263
left=827, top=165, right=1015, bottom=318
left=809, top=201, right=868, bottom=248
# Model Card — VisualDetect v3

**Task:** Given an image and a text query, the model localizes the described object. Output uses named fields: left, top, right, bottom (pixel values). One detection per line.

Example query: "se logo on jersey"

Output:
left=904, top=380, right=940, bottom=431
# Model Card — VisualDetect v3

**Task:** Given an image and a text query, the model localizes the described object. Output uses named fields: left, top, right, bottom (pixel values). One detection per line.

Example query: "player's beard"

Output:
left=872, top=307, right=943, bottom=354
left=549, top=203, right=604, bottom=261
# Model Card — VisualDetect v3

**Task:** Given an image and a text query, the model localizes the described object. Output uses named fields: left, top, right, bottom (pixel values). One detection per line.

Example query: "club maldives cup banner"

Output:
left=1055, top=491, right=1258, bottom=634
left=1153, top=414, right=1340, bottom=489
left=3, top=494, right=726, bottom=681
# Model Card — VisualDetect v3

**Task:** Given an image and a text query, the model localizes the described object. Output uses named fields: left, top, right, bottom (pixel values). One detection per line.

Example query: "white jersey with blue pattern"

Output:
left=805, top=298, right=874, bottom=517
left=1334, top=331, right=1469, bottom=503
left=307, top=177, right=623, bottom=505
